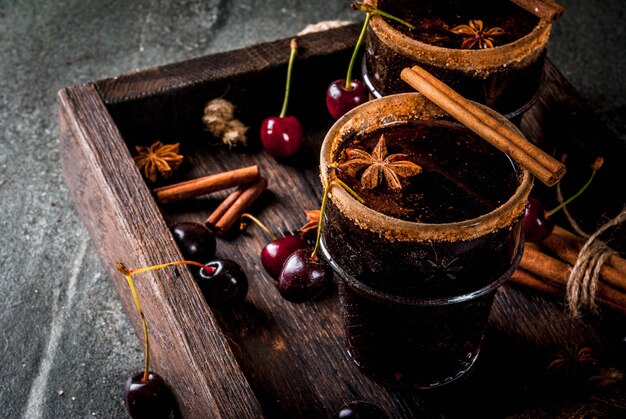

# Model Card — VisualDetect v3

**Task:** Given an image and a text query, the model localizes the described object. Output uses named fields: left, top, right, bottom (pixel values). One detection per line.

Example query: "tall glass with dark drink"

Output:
left=320, top=93, right=532, bottom=389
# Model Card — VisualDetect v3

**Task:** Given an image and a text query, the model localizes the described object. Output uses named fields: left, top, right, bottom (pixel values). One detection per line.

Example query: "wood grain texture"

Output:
left=58, top=84, right=263, bottom=418
left=60, top=24, right=626, bottom=418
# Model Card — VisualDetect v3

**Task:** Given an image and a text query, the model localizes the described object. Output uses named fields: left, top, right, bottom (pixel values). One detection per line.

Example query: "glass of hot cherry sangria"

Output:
left=361, top=0, right=559, bottom=121
left=319, top=92, right=533, bottom=389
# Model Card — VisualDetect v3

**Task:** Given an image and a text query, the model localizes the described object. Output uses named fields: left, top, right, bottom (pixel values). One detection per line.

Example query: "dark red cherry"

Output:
left=239, top=214, right=309, bottom=280
left=261, top=235, right=308, bottom=280
left=261, top=38, right=302, bottom=158
left=194, top=259, right=248, bottom=304
left=326, top=3, right=415, bottom=121
left=278, top=249, right=333, bottom=303
left=260, top=116, right=303, bottom=158
left=523, top=197, right=554, bottom=242
left=335, top=401, right=388, bottom=419
left=171, top=222, right=216, bottom=263
left=124, top=371, right=177, bottom=419
left=326, top=79, right=368, bottom=120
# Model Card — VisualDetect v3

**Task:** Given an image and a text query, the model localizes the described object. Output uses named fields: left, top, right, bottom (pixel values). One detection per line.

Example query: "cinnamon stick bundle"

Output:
left=551, top=225, right=626, bottom=275
left=205, top=177, right=268, bottom=235
left=204, top=185, right=247, bottom=227
left=400, top=65, right=566, bottom=187
left=509, top=0, right=564, bottom=23
left=511, top=268, right=626, bottom=316
left=541, top=226, right=626, bottom=293
left=512, top=241, right=626, bottom=315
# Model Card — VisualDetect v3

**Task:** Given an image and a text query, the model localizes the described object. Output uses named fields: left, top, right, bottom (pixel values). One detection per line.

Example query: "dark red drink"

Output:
left=320, top=95, right=532, bottom=389
left=363, top=0, right=552, bottom=119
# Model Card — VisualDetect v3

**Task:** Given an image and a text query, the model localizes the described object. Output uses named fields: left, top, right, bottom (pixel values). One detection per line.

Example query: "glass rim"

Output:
left=319, top=92, right=534, bottom=243
left=367, top=2, right=552, bottom=71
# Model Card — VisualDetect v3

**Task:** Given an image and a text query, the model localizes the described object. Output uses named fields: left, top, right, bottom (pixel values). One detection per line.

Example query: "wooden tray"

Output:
left=58, top=23, right=626, bottom=418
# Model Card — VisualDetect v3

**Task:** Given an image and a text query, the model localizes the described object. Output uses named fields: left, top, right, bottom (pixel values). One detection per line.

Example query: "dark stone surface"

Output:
left=0, top=1, right=623, bottom=418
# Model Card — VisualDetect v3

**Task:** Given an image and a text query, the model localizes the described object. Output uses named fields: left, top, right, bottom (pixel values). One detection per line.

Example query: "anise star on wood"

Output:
left=547, top=345, right=598, bottom=377
left=133, top=141, right=184, bottom=183
left=338, top=134, right=422, bottom=192
left=449, top=19, right=506, bottom=49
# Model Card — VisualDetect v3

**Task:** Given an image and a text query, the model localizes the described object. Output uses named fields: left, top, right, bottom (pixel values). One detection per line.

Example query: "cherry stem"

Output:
left=547, top=166, right=600, bottom=217
left=279, top=38, right=298, bottom=118
left=116, top=260, right=215, bottom=382
left=352, top=2, right=415, bottom=29
left=311, top=178, right=333, bottom=261
left=310, top=171, right=365, bottom=260
left=333, top=176, right=365, bottom=204
left=346, top=3, right=415, bottom=90
left=345, top=12, right=371, bottom=91
left=240, top=213, right=277, bottom=241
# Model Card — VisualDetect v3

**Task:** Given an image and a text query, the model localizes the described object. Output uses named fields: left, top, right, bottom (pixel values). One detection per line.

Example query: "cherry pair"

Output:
left=241, top=213, right=332, bottom=303
left=260, top=5, right=416, bottom=158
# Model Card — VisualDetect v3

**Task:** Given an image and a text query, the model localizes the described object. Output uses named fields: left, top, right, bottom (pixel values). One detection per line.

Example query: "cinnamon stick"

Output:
left=509, top=0, right=564, bottom=23
left=520, top=243, right=626, bottom=311
left=511, top=268, right=564, bottom=298
left=552, top=225, right=626, bottom=276
left=542, top=226, right=626, bottom=293
left=206, top=177, right=268, bottom=235
left=400, top=65, right=566, bottom=186
left=510, top=268, right=626, bottom=316
left=154, top=165, right=260, bottom=204
left=204, top=185, right=247, bottom=226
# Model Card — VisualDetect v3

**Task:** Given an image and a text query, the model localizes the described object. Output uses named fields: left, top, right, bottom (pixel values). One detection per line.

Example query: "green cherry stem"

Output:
left=310, top=170, right=365, bottom=260
left=352, top=2, right=416, bottom=29
left=333, top=175, right=365, bottom=204
left=546, top=157, right=604, bottom=217
left=310, top=178, right=333, bottom=261
left=345, top=11, right=371, bottom=91
left=279, top=38, right=298, bottom=118
left=346, top=2, right=415, bottom=90
left=116, top=260, right=214, bottom=382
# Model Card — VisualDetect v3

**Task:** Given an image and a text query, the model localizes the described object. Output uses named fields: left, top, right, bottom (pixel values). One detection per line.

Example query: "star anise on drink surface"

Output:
left=338, top=134, right=422, bottom=192
left=449, top=19, right=506, bottom=49
left=133, top=141, right=184, bottom=183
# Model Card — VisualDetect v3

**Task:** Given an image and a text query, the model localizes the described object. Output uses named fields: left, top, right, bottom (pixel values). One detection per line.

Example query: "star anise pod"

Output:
left=297, top=210, right=320, bottom=236
left=338, top=134, right=422, bottom=192
left=133, top=141, right=184, bottom=183
left=449, top=19, right=506, bottom=49
left=547, top=345, right=598, bottom=377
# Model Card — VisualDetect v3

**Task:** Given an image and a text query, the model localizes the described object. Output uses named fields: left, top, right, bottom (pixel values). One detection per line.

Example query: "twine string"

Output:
left=566, top=208, right=626, bottom=316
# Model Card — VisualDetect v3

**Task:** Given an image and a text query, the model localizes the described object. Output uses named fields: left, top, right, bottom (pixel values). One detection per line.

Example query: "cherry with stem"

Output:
left=326, top=2, right=415, bottom=120
left=524, top=157, right=604, bottom=242
left=240, top=213, right=308, bottom=280
left=116, top=260, right=215, bottom=419
left=277, top=169, right=364, bottom=303
left=260, top=38, right=303, bottom=158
